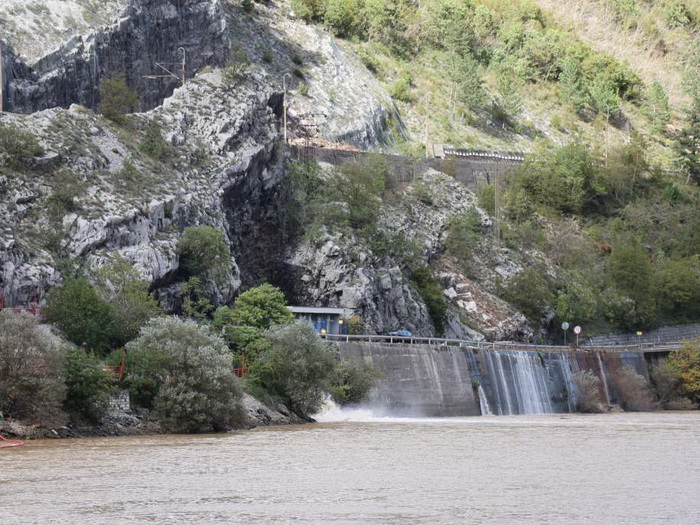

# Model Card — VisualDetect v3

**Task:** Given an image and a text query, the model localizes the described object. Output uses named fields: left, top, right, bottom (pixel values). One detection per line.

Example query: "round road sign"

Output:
left=561, top=322, right=570, bottom=331
left=573, top=326, right=582, bottom=335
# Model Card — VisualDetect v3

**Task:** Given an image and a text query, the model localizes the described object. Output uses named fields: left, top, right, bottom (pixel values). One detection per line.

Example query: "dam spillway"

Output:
left=338, top=343, right=652, bottom=417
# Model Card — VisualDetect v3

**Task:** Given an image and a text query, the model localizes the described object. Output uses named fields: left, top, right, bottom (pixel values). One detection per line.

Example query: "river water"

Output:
left=2, top=412, right=699, bottom=524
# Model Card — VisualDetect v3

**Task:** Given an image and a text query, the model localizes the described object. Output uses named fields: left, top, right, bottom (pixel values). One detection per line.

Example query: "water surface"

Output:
left=2, top=412, right=699, bottom=524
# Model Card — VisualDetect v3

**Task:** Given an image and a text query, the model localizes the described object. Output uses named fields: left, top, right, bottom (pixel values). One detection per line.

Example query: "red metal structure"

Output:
left=234, top=352, right=249, bottom=379
left=102, top=350, right=127, bottom=381
left=0, top=434, right=24, bottom=449
left=0, top=288, right=42, bottom=317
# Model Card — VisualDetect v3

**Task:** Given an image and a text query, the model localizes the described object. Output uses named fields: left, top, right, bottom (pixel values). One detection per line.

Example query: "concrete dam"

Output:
left=338, top=342, right=657, bottom=416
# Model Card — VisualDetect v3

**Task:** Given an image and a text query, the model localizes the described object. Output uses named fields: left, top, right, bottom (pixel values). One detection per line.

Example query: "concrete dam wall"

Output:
left=338, top=343, right=651, bottom=417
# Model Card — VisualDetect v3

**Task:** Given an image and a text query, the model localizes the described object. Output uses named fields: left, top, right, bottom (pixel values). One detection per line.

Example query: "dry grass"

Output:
left=534, top=0, right=695, bottom=110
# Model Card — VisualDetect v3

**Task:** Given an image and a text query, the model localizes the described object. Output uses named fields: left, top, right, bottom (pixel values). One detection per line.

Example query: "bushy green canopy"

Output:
left=126, top=317, right=244, bottom=432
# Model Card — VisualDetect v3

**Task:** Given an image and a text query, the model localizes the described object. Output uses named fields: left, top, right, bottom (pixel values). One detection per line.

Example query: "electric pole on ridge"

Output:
left=0, top=44, right=5, bottom=114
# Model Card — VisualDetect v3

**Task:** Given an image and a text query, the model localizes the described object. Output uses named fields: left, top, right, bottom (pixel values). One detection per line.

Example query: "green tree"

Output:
left=99, top=76, right=139, bottom=124
left=589, top=74, right=621, bottom=120
left=96, top=257, right=161, bottom=347
left=558, top=57, right=588, bottom=111
left=139, top=119, right=169, bottom=161
left=504, top=266, right=556, bottom=326
left=655, top=256, right=700, bottom=318
left=329, top=360, right=379, bottom=405
left=514, top=142, right=597, bottom=214
left=411, top=266, right=447, bottom=336
left=556, top=277, right=598, bottom=326
left=181, top=276, right=214, bottom=320
left=126, top=317, right=244, bottom=432
left=452, top=54, right=486, bottom=110
left=0, top=311, right=68, bottom=427
left=251, top=322, right=338, bottom=418
left=605, top=242, right=657, bottom=328
left=177, top=225, right=230, bottom=282
left=63, top=348, right=113, bottom=423
left=676, top=99, right=700, bottom=184
left=642, top=82, right=671, bottom=134
left=45, top=278, right=116, bottom=355
left=231, top=283, right=294, bottom=331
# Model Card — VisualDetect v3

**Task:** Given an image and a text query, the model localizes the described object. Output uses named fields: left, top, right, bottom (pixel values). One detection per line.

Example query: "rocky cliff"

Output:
left=0, top=0, right=534, bottom=341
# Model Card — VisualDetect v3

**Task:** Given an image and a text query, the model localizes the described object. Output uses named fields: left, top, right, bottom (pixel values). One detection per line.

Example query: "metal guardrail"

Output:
left=442, top=148, right=525, bottom=163
left=322, top=333, right=683, bottom=353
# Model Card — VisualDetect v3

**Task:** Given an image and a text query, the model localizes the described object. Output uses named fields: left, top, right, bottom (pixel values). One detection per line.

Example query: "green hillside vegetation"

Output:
left=291, top=0, right=696, bottom=167
left=500, top=138, right=700, bottom=334
left=287, top=0, right=700, bottom=335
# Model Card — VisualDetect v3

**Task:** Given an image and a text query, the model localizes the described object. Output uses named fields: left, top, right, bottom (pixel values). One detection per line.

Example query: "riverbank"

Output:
left=1, top=394, right=306, bottom=441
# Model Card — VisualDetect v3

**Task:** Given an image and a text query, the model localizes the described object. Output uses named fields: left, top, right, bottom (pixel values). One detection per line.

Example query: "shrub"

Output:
left=445, top=208, right=484, bottom=262
left=177, top=225, right=230, bottom=282
left=0, top=311, right=68, bottom=427
left=100, top=76, right=139, bottom=124
left=348, top=314, right=365, bottom=335
left=390, top=71, right=413, bottom=103
left=615, top=366, right=656, bottom=412
left=513, top=142, right=597, bottom=215
left=412, top=183, right=434, bottom=205
left=126, top=317, right=244, bottom=432
left=181, top=276, right=215, bottom=320
left=251, top=322, right=338, bottom=418
left=139, top=120, right=169, bottom=161
left=411, top=266, right=447, bottom=336
left=573, top=370, right=604, bottom=412
left=63, top=348, right=113, bottom=423
left=329, top=360, right=379, bottom=405
left=606, top=243, right=657, bottom=329
left=0, top=122, right=44, bottom=169
left=504, top=266, right=556, bottom=326
left=650, top=359, right=684, bottom=408
left=45, top=278, right=116, bottom=355
left=476, top=184, right=495, bottom=215
left=222, top=47, right=250, bottom=87
left=667, top=341, right=700, bottom=404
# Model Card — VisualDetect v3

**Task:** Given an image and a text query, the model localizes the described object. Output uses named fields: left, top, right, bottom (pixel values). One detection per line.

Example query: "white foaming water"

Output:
left=313, top=399, right=378, bottom=422
left=477, top=385, right=493, bottom=415
left=313, top=399, right=474, bottom=424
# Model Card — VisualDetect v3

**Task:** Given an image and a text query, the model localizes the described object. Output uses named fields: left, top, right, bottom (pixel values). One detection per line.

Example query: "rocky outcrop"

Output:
left=224, top=0, right=400, bottom=149
left=283, top=168, right=530, bottom=339
left=4, top=0, right=230, bottom=113
left=0, top=68, right=283, bottom=309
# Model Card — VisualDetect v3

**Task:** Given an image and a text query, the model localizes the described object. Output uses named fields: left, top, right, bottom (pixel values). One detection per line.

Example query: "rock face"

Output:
left=0, top=0, right=535, bottom=341
left=0, top=69, right=283, bottom=309
left=224, top=0, right=400, bottom=149
left=3, top=0, right=230, bottom=113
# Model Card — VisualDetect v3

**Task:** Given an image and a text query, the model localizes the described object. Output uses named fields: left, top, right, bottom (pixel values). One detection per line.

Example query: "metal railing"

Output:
left=322, top=333, right=683, bottom=353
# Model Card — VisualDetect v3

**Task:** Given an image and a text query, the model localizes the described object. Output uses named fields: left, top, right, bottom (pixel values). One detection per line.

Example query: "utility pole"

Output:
left=424, top=93, right=430, bottom=158
left=0, top=44, right=4, bottom=114
left=179, top=47, right=186, bottom=87
left=143, top=47, right=187, bottom=86
left=282, top=73, right=291, bottom=144
left=494, top=170, right=501, bottom=240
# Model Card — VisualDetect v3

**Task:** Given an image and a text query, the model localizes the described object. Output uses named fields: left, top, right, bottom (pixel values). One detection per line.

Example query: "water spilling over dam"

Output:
left=338, top=343, right=654, bottom=416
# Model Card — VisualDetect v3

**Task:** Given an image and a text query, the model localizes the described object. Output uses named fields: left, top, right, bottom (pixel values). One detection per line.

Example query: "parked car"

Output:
left=388, top=330, right=412, bottom=337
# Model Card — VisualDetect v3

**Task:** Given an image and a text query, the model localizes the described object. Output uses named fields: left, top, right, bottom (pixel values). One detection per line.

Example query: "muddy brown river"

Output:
left=2, top=412, right=699, bottom=524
